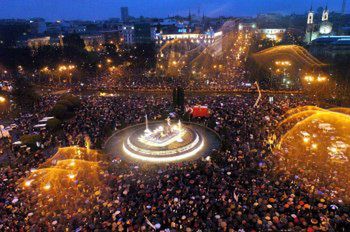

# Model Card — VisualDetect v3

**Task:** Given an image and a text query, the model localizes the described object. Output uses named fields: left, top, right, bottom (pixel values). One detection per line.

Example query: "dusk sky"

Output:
left=0, top=0, right=348, bottom=20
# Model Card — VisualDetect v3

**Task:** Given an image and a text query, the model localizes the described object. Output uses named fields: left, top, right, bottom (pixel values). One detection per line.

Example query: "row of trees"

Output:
left=0, top=34, right=157, bottom=83
left=19, top=94, right=81, bottom=149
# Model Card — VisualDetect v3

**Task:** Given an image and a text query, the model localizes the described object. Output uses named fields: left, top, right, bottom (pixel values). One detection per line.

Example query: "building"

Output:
left=121, top=7, right=129, bottom=22
left=258, top=28, right=286, bottom=42
left=134, top=23, right=155, bottom=44
left=310, top=36, right=350, bottom=59
left=238, top=22, right=257, bottom=32
left=80, top=34, right=105, bottom=51
left=256, top=13, right=284, bottom=28
left=342, top=0, right=347, bottom=14
left=319, top=6, right=333, bottom=35
left=102, top=30, right=121, bottom=44
left=305, top=5, right=333, bottom=44
left=155, top=30, right=222, bottom=46
left=121, top=25, right=135, bottom=44
left=27, top=36, right=51, bottom=48
left=29, top=18, right=47, bottom=34
left=305, top=7, right=316, bottom=43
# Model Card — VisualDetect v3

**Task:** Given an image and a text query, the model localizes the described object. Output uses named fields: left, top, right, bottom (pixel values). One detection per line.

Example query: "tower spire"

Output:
left=305, top=1, right=315, bottom=44
left=342, top=0, right=347, bottom=14
left=309, top=0, right=313, bottom=11
left=322, top=2, right=329, bottom=21
left=307, top=6, right=314, bottom=25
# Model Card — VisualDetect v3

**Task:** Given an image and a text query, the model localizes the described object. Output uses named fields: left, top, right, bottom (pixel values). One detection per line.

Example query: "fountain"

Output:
left=104, top=116, right=221, bottom=163
left=139, top=117, right=186, bottom=147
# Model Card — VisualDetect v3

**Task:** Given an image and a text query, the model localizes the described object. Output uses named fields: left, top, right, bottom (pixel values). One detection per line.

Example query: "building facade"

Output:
left=258, top=28, right=286, bottom=42
left=156, top=30, right=223, bottom=45
left=305, top=5, right=333, bottom=44
left=121, top=7, right=129, bottom=22
left=121, top=25, right=135, bottom=44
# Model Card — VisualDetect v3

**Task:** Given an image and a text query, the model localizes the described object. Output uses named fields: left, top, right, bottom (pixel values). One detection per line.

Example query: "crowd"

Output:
left=1, top=91, right=349, bottom=231
left=87, top=66, right=252, bottom=92
left=33, top=65, right=254, bottom=93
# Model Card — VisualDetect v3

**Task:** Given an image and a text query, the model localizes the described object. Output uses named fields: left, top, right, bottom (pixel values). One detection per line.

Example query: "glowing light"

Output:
left=68, top=173, right=75, bottom=180
left=123, top=139, right=205, bottom=163
left=41, top=67, right=49, bottom=72
left=303, top=137, right=310, bottom=143
left=69, top=160, right=76, bottom=167
left=330, top=146, right=337, bottom=153
left=127, top=133, right=200, bottom=156
left=275, top=60, right=291, bottom=66
left=0, top=96, right=6, bottom=103
left=43, top=183, right=51, bottom=190
left=304, top=75, right=314, bottom=82
left=317, top=75, right=327, bottom=82
left=138, top=125, right=186, bottom=147
left=24, top=180, right=33, bottom=187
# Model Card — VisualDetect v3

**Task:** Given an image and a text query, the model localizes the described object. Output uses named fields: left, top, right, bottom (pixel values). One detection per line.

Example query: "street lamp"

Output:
left=304, top=75, right=314, bottom=83
left=0, top=96, right=6, bottom=103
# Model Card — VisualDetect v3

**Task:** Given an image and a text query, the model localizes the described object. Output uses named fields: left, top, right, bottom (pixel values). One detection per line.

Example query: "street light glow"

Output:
left=0, top=96, right=6, bottom=103
left=43, top=183, right=51, bottom=190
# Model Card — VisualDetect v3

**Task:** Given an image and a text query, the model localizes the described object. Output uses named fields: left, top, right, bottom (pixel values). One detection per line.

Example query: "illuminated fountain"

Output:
left=105, top=116, right=221, bottom=163
left=21, top=146, right=107, bottom=213
left=273, top=106, right=350, bottom=202
left=139, top=117, right=185, bottom=147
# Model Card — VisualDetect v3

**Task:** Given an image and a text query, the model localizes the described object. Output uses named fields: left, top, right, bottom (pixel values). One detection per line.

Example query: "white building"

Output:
left=121, top=25, right=135, bottom=44
left=258, top=28, right=286, bottom=41
left=156, top=30, right=223, bottom=45
left=27, top=36, right=51, bottom=48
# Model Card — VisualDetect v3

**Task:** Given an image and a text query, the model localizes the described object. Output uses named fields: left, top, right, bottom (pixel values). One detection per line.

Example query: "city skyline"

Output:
left=0, top=0, right=349, bottom=21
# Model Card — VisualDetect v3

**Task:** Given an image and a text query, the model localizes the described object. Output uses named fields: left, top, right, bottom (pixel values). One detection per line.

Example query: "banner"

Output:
left=192, top=105, right=210, bottom=117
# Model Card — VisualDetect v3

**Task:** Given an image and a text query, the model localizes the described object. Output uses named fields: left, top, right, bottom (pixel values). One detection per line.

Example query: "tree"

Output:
left=51, top=104, right=69, bottom=120
left=0, top=47, right=32, bottom=71
left=51, top=95, right=81, bottom=120
left=0, top=23, right=30, bottom=47
left=46, top=118, right=62, bottom=132
left=12, top=76, right=39, bottom=110
left=63, top=34, right=85, bottom=50
left=20, top=134, right=41, bottom=149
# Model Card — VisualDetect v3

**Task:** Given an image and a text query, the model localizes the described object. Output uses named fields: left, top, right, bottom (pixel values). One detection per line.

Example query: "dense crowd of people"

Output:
left=1, top=90, right=349, bottom=231
left=86, top=67, right=251, bottom=92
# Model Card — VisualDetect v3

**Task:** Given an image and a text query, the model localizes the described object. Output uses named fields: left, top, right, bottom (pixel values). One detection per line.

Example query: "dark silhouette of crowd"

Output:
left=1, top=92, right=349, bottom=231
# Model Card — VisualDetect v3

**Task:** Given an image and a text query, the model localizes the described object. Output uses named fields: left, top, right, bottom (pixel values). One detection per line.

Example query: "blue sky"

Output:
left=0, top=0, right=348, bottom=20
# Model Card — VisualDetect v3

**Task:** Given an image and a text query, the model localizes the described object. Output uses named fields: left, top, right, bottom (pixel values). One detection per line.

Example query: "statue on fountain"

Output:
left=165, top=117, right=173, bottom=135
left=139, top=115, right=186, bottom=147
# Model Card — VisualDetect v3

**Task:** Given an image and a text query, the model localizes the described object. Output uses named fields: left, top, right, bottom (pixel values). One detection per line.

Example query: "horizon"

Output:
left=0, top=0, right=349, bottom=21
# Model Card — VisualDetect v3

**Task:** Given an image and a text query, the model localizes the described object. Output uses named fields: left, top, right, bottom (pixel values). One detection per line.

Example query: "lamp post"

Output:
left=0, top=96, right=6, bottom=138
left=0, top=96, right=5, bottom=104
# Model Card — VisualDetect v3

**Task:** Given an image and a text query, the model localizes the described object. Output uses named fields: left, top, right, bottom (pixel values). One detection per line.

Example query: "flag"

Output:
left=145, top=217, right=156, bottom=230
left=192, top=105, right=210, bottom=117
left=234, top=191, right=239, bottom=202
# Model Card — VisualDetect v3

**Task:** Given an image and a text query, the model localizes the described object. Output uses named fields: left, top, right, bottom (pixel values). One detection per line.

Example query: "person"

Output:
left=1, top=90, right=349, bottom=231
